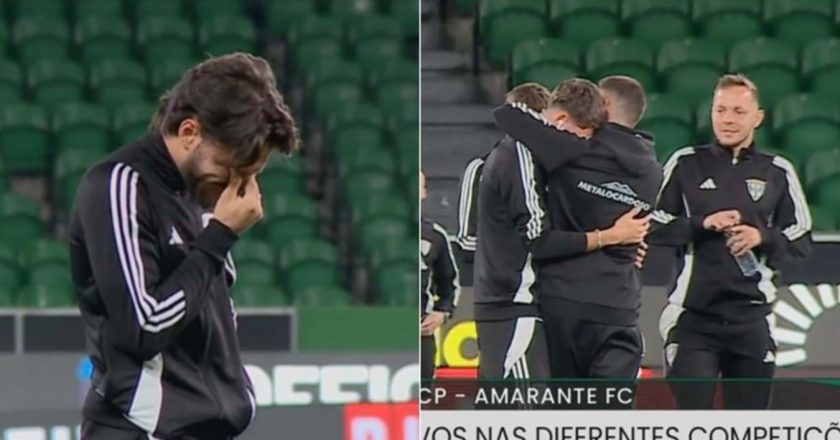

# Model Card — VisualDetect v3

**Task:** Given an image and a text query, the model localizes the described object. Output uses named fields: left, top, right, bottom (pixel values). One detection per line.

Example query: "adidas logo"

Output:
left=699, top=178, right=717, bottom=190
left=168, top=226, right=184, bottom=245
left=764, top=350, right=776, bottom=363
left=602, top=181, right=637, bottom=196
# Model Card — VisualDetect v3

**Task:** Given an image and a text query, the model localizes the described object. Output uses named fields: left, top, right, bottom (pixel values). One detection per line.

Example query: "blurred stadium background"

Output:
left=421, top=0, right=840, bottom=381
left=0, top=0, right=419, bottom=438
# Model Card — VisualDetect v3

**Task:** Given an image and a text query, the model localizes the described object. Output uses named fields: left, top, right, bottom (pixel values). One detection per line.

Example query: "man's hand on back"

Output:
left=603, top=206, right=650, bottom=246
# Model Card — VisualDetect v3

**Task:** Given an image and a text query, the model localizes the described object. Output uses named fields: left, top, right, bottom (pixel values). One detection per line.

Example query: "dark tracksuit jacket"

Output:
left=647, top=143, right=812, bottom=341
left=456, top=150, right=492, bottom=254
left=421, top=219, right=460, bottom=317
left=473, top=125, right=612, bottom=321
left=69, top=135, right=254, bottom=439
left=493, top=103, right=663, bottom=326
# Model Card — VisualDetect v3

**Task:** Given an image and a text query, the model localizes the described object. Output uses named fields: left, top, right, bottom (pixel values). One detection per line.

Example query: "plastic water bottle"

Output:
left=726, top=231, right=760, bottom=277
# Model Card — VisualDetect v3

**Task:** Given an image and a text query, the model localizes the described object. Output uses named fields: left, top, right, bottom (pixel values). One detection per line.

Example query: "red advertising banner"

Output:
left=344, top=402, right=419, bottom=440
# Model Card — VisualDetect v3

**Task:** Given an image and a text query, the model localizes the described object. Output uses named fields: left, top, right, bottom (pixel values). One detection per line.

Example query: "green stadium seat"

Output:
left=0, top=244, right=20, bottom=297
left=264, top=193, right=319, bottom=222
left=393, top=0, right=419, bottom=38
left=802, top=38, right=840, bottom=98
left=480, top=0, right=547, bottom=65
left=729, top=38, right=799, bottom=108
left=16, top=283, right=74, bottom=308
left=265, top=217, right=319, bottom=247
left=338, top=147, right=397, bottom=176
left=330, top=0, right=379, bottom=18
left=395, top=129, right=418, bottom=164
left=0, top=102, right=49, bottom=173
left=773, top=94, right=840, bottom=165
left=90, top=60, right=149, bottom=108
left=367, top=59, right=417, bottom=86
left=549, top=0, right=619, bottom=50
left=809, top=204, right=836, bottom=230
left=326, top=101, right=383, bottom=135
left=27, top=60, right=86, bottom=106
left=315, top=84, right=364, bottom=121
left=623, top=0, right=690, bottom=49
left=75, top=16, right=132, bottom=63
left=804, top=148, right=840, bottom=192
left=288, top=16, right=342, bottom=49
left=307, top=60, right=364, bottom=92
left=638, top=94, right=694, bottom=160
left=199, top=16, right=257, bottom=56
left=263, top=216, right=320, bottom=249
left=333, top=127, right=385, bottom=154
left=135, top=0, right=184, bottom=18
left=658, top=39, right=726, bottom=106
left=233, top=240, right=277, bottom=286
left=195, top=0, right=244, bottom=23
left=764, top=0, right=833, bottom=48
left=693, top=0, right=762, bottom=46
left=74, top=0, right=123, bottom=19
left=284, top=262, right=341, bottom=296
left=52, top=102, right=111, bottom=155
left=369, top=237, right=417, bottom=271
left=260, top=154, right=305, bottom=194
left=14, top=0, right=65, bottom=19
left=452, top=0, right=479, bottom=13
left=519, top=65, right=578, bottom=89
left=355, top=39, right=404, bottom=69
left=292, top=285, right=351, bottom=307
left=377, top=81, right=418, bottom=116
left=0, top=23, right=8, bottom=58
left=376, top=265, right=417, bottom=306
left=585, top=38, right=656, bottom=91
left=0, top=193, right=42, bottom=253
left=23, top=239, right=69, bottom=287
left=347, top=14, right=403, bottom=44
left=13, top=17, right=70, bottom=63
left=0, top=60, right=22, bottom=102
left=387, top=101, right=418, bottom=133
left=511, top=38, right=580, bottom=85
left=359, top=217, right=409, bottom=254
left=294, top=40, right=344, bottom=77
left=352, top=191, right=410, bottom=224
left=233, top=284, right=288, bottom=307
left=149, top=59, right=194, bottom=96
left=694, top=96, right=714, bottom=142
left=137, top=16, right=194, bottom=62
left=279, top=238, right=339, bottom=269
left=344, top=170, right=395, bottom=204
left=268, top=0, right=319, bottom=35
left=812, top=176, right=840, bottom=212
left=54, top=148, right=107, bottom=212
left=112, top=102, right=155, bottom=145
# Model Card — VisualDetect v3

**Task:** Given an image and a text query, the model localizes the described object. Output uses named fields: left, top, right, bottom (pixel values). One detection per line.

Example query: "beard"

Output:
left=183, top=149, right=228, bottom=210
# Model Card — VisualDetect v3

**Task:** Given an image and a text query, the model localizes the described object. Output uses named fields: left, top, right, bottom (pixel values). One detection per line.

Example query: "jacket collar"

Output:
left=712, top=139, right=756, bottom=162
left=144, top=133, right=187, bottom=194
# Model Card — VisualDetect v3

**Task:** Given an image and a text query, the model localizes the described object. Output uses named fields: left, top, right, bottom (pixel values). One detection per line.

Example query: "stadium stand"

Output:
left=0, top=0, right=419, bottom=308
left=424, top=0, right=837, bottom=235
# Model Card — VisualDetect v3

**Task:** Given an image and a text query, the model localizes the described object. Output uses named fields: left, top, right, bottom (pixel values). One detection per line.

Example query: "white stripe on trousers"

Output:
left=503, top=317, right=536, bottom=378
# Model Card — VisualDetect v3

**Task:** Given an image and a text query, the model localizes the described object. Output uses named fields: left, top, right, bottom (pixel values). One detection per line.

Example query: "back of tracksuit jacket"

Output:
left=456, top=149, right=492, bottom=254
left=69, top=134, right=254, bottom=439
left=494, top=103, right=663, bottom=325
left=473, top=136, right=548, bottom=320
left=648, top=143, right=812, bottom=338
